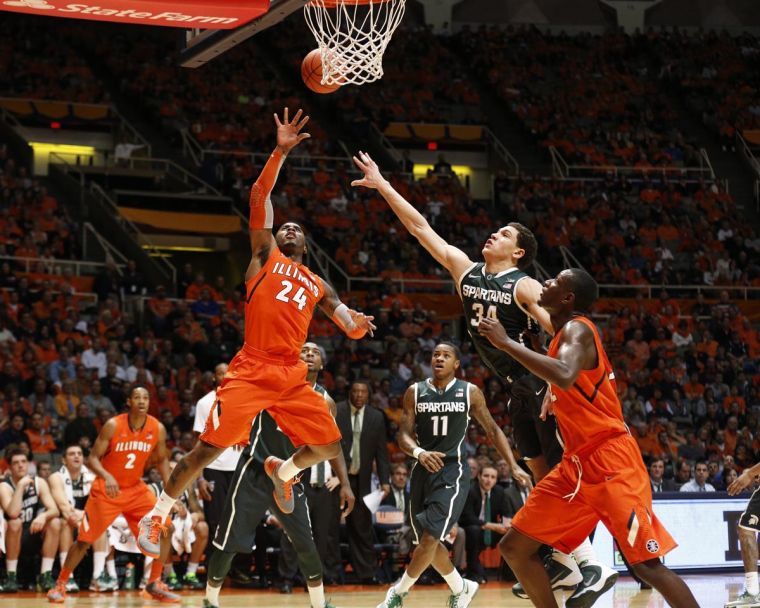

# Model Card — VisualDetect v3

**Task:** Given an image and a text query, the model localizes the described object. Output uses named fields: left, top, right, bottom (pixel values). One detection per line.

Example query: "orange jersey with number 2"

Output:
left=100, top=413, right=160, bottom=488
left=244, top=246, right=325, bottom=358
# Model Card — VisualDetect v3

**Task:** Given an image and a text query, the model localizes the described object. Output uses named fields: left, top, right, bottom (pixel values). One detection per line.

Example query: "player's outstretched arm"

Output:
left=478, top=318, right=595, bottom=389
left=728, top=461, right=760, bottom=495
left=246, top=107, right=311, bottom=282
left=469, top=385, right=532, bottom=489
left=87, top=418, right=120, bottom=498
left=318, top=281, right=376, bottom=339
left=398, top=386, right=446, bottom=473
left=352, top=151, right=473, bottom=279
left=516, top=277, right=554, bottom=336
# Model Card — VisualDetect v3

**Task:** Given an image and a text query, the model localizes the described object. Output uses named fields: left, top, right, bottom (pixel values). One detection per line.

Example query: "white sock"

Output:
left=394, top=572, right=418, bottom=595
left=187, top=562, right=199, bottom=576
left=41, top=557, right=54, bottom=573
left=107, top=559, right=117, bottom=578
left=206, top=581, right=221, bottom=606
left=571, top=538, right=596, bottom=566
left=442, top=567, right=464, bottom=594
left=93, top=551, right=107, bottom=578
left=151, top=491, right=178, bottom=520
left=307, top=582, right=326, bottom=608
left=59, top=552, right=67, bottom=568
left=746, top=571, right=759, bottom=595
left=143, top=557, right=154, bottom=579
left=7, top=560, right=17, bottom=574
left=277, top=457, right=303, bottom=481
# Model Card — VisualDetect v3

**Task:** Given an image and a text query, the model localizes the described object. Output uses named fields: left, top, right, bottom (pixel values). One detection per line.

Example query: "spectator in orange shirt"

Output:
left=185, top=273, right=216, bottom=301
left=26, top=412, right=55, bottom=454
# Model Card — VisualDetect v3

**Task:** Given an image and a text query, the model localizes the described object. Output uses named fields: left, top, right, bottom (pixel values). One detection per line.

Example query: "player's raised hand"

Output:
left=351, top=151, right=387, bottom=190
left=477, top=317, right=511, bottom=350
left=728, top=470, right=754, bottom=496
left=349, top=309, right=376, bottom=338
left=339, top=482, right=356, bottom=517
left=274, top=107, right=311, bottom=154
left=418, top=450, right=446, bottom=473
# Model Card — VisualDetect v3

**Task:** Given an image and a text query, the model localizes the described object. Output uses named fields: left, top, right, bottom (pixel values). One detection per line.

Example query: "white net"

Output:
left=303, top=0, right=406, bottom=86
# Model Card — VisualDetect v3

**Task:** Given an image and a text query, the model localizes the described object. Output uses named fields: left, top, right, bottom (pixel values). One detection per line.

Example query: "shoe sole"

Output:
left=566, top=571, right=619, bottom=608
left=140, top=590, right=181, bottom=604
left=47, top=595, right=65, bottom=604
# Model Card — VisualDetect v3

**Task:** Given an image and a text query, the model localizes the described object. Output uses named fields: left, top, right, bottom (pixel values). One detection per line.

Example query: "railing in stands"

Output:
left=0, top=286, right=98, bottom=309
left=193, top=148, right=354, bottom=171
left=0, top=254, right=123, bottom=276
left=116, top=157, right=222, bottom=196
left=549, top=146, right=716, bottom=181
left=755, top=180, right=759, bottom=212
left=483, top=127, right=519, bottom=175
left=371, top=122, right=402, bottom=165
left=180, top=128, right=203, bottom=166
left=596, top=284, right=760, bottom=300
left=82, top=223, right=129, bottom=272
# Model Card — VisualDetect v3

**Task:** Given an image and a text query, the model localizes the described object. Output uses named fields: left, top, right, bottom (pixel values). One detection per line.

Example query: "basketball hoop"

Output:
left=304, top=0, right=406, bottom=86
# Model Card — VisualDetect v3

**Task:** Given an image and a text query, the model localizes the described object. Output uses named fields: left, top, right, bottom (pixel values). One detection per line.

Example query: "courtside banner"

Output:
left=0, top=0, right=269, bottom=29
left=591, top=493, right=749, bottom=572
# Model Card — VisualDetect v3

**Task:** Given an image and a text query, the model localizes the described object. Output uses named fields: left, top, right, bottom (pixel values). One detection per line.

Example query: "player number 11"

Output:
left=431, top=415, right=448, bottom=436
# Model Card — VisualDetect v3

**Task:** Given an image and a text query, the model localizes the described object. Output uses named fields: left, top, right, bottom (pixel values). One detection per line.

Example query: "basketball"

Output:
left=301, top=49, right=341, bottom=94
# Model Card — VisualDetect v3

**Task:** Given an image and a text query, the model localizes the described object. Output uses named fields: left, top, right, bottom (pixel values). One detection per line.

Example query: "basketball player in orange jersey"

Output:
left=138, top=108, right=375, bottom=558
left=47, top=385, right=178, bottom=603
left=477, top=268, right=699, bottom=608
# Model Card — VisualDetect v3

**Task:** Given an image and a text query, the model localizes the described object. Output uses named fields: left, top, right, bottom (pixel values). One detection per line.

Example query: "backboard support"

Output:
left=180, top=0, right=308, bottom=68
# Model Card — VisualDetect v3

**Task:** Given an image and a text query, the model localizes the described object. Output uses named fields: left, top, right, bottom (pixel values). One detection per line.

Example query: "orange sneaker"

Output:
left=141, top=580, right=180, bottom=603
left=47, top=581, right=67, bottom=603
left=137, top=515, right=168, bottom=558
left=264, top=456, right=295, bottom=514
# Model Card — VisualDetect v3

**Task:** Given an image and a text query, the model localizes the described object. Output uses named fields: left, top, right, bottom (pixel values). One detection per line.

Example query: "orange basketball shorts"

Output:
left=79, top=478, right=156, bottom=544
left=199, top=343, right=341, bottom=449
left=511, top=434, right=676, bottom=565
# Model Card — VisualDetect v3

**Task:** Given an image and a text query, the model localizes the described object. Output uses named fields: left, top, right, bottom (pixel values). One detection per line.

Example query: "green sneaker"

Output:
left=203, top=600, right=219, bottom=608
left=65, top=577, right=80, bottom=593
left=376, top=586, right=406, bottom=608
left=90, top=572, right=119, bottom=592
left=725, top=590, right=760, bottom=607
left=166, top=573, right=183, bottom=591
left=37, top=571, right=56, bottom=592
left=4, top=573, right=18, bottom=593
left=182, top=572, right=204, bottom=590
left=325, top=602, right=340, bottom=608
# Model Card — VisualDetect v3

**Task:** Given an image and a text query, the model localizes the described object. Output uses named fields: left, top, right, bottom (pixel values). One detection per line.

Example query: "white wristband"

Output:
left=412, top=447, right=424, bottom=459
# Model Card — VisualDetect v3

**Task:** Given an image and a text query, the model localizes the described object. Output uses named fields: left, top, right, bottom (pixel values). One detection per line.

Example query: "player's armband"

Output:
left=331, top=303, right=366, bottom=339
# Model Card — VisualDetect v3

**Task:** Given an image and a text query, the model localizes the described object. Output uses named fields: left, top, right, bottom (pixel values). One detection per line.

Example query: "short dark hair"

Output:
left=64, top=444, right=83, bottom=456
left=508, top=222, right=537, bottom=270
left=6, top=447, right=27, bottom=463
left=129, top=384, right=149, bottom=398
left=565, top=268, right=598, bottom=312
left=350, top=380, right=372, bottom=397
left=435, top=342, right=461, bottom=361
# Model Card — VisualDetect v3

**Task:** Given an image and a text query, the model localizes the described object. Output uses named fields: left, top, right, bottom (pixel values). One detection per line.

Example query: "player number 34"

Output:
left=470, top=303, right=497, bottom=326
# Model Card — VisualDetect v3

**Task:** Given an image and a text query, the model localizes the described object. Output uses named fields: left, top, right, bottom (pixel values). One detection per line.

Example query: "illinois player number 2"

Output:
left=276, top=280, right=307, bottom=310
left=125, top=453, right=136, bottom=469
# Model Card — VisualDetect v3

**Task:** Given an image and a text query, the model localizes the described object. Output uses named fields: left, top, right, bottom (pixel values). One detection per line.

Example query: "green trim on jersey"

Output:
left=459, top=262, right=532, bottom=382
left=414, top=378, right=471, bottom=459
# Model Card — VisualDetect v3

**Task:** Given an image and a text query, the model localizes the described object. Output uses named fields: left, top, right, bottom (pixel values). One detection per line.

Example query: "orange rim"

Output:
left=309, top=0, right=393, bottom=7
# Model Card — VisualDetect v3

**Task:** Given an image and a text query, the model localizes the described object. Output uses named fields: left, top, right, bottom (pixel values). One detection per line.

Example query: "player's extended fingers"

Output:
left=273, top=112, right=282, bottom=127
left=283, top=107, right=289, bottom=123
left=352, top=155, right=368, bottom=172
left=292, top=108, right=303, bottom=124
left=296, top=113, right=310, bottom=130
left=297, top=133, right=312, bottom=143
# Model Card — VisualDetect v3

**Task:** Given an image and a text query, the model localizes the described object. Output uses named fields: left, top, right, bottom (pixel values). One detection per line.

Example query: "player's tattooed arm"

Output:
left=478, top=317, right=595, bottom=389
left=155, top=423, right=172, bottom=486
left=318, top=281, right=376, bottom=339
left=469, top=385, right=532, bottom=489
left=351, top=151, right=474, bottom=280
left=88, top=418, right=121, bottom=498
left=246, top=108, right=310, bottom=281
left=516, top=277, right=554, bottom=336
left=398, top=386, right=445, bottom=473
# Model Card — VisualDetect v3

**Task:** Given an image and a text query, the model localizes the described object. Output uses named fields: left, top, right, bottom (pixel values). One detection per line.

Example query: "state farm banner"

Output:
left=0, top=0, right=269, bottom=29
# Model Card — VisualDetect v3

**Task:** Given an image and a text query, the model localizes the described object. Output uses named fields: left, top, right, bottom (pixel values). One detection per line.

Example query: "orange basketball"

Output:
left=301, top=49, right=341, bottom=94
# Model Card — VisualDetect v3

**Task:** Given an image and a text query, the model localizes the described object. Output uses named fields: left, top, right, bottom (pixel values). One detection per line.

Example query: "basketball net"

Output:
left=304, top=0, right=406, bottom=86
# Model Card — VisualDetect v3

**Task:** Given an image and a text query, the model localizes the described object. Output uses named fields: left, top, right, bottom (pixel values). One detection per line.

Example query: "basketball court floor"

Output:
left=1, top=573, right=743, bottom=606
